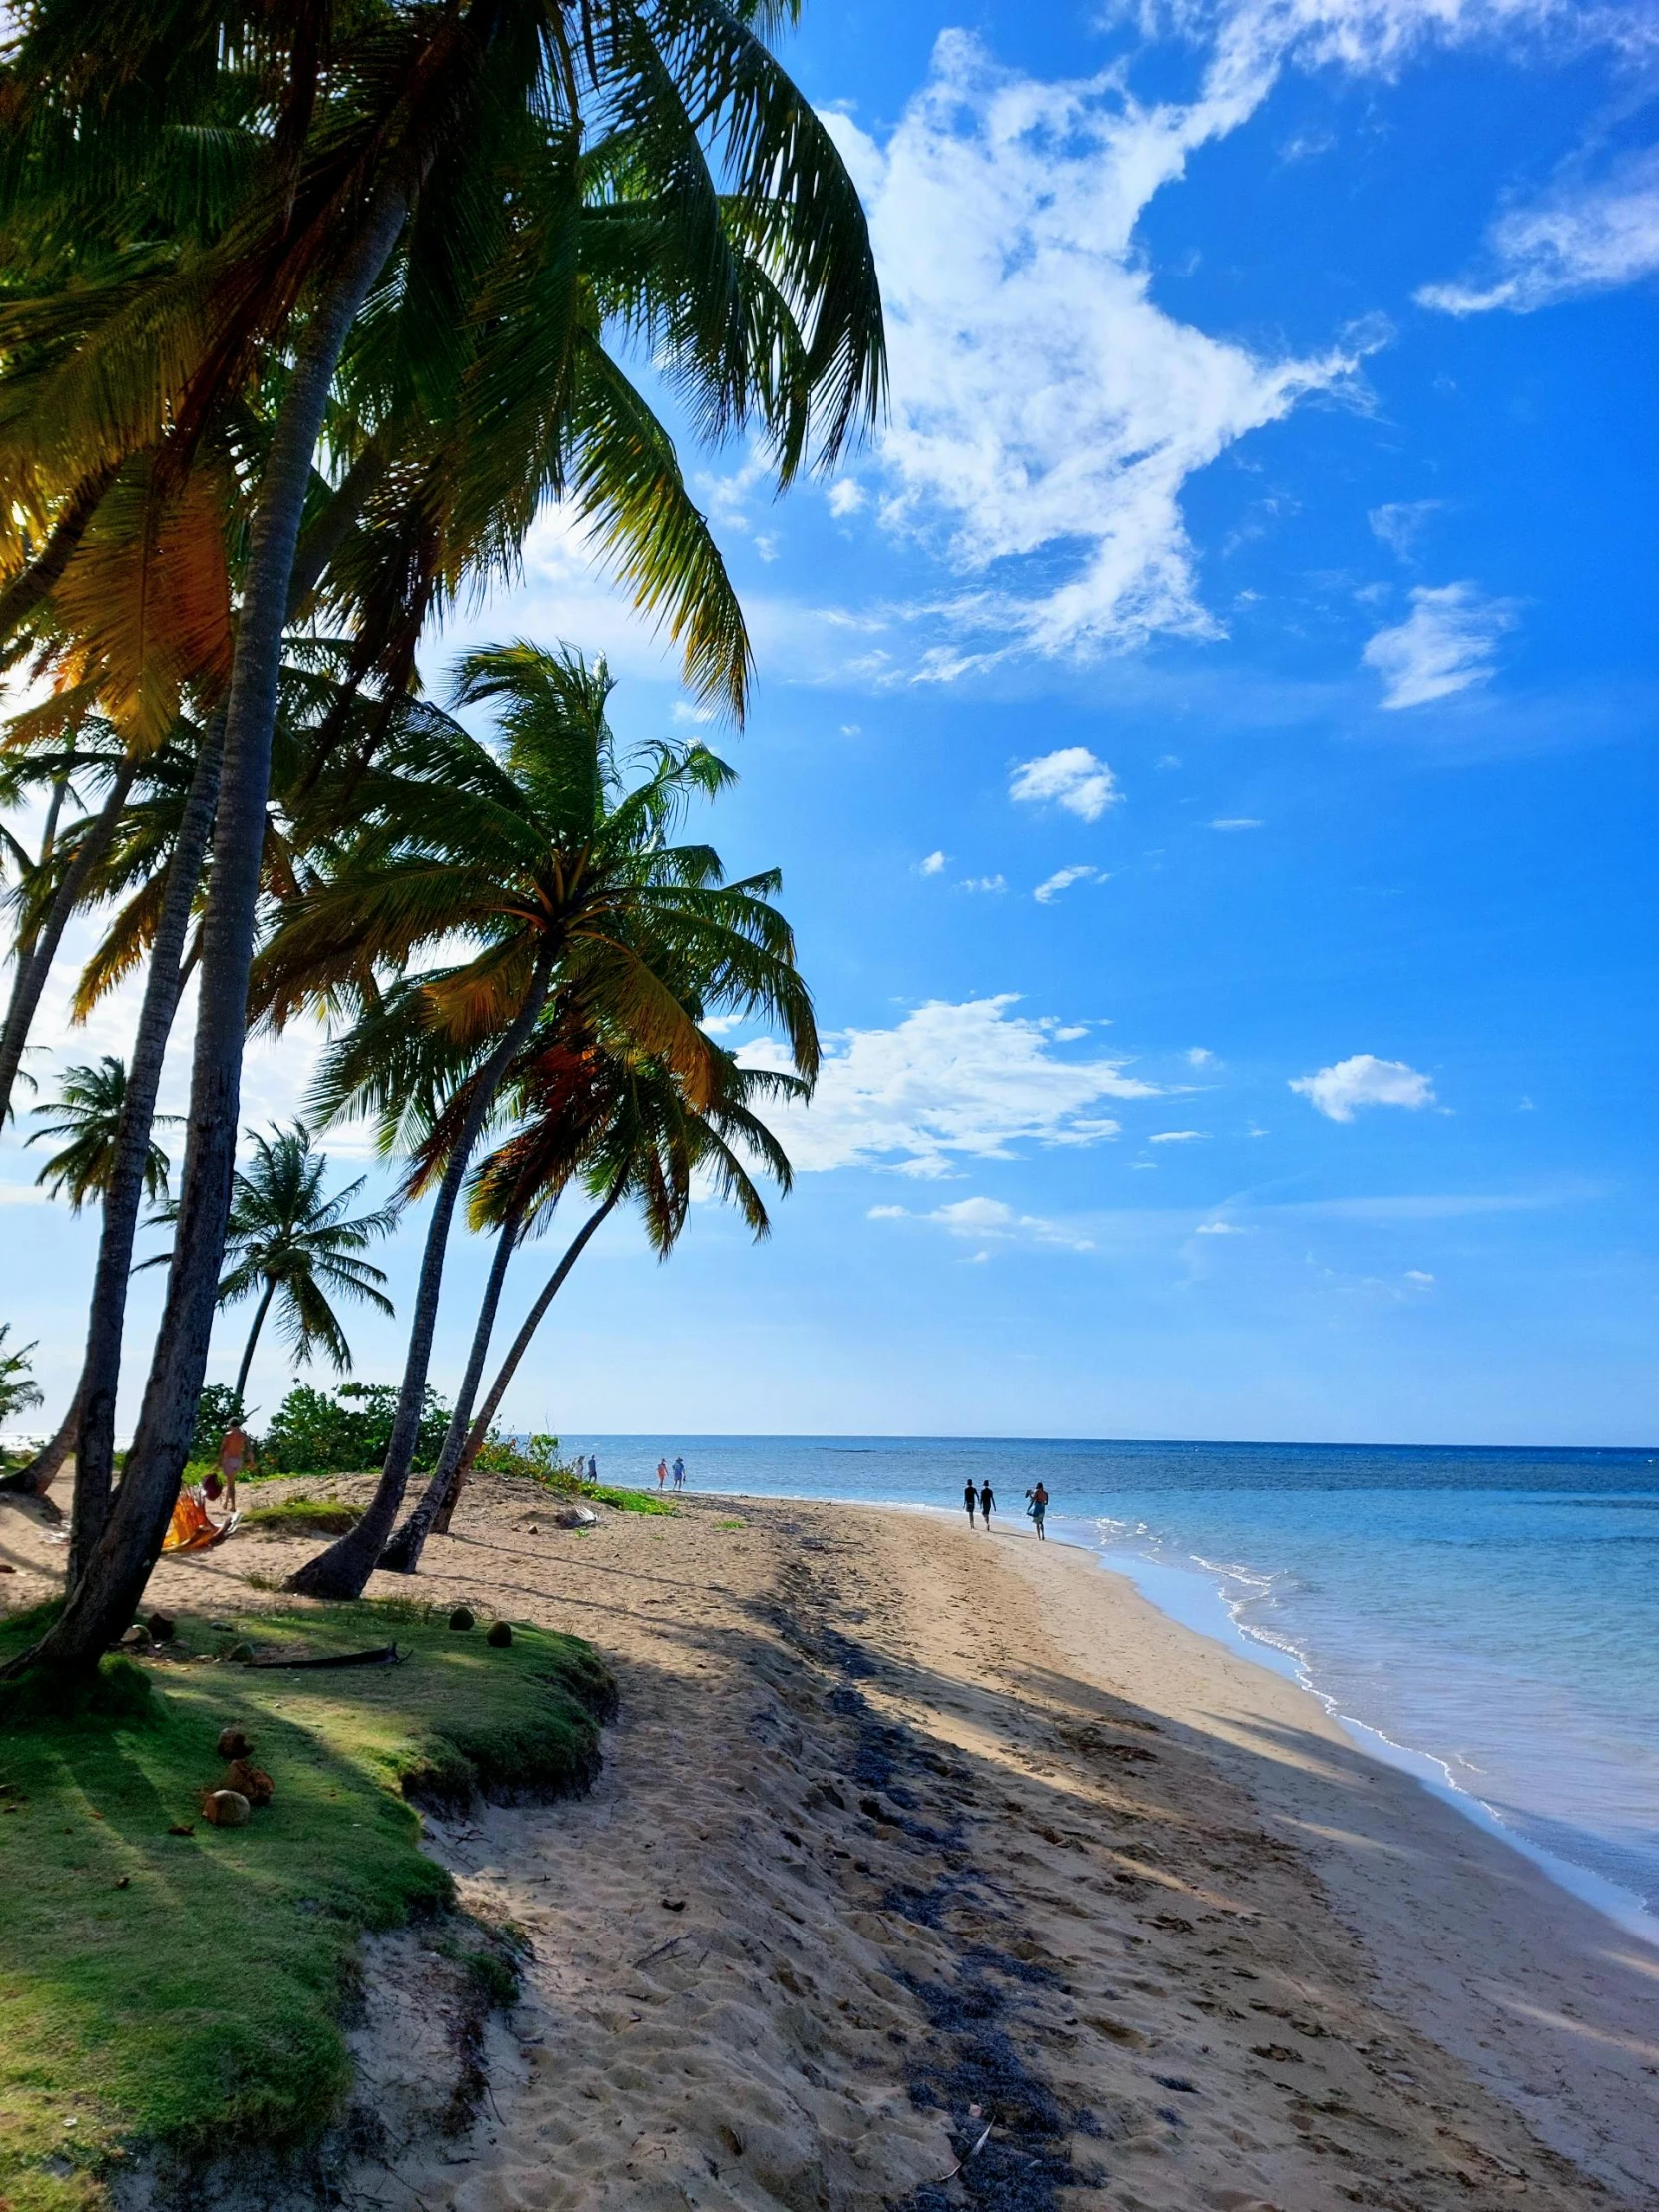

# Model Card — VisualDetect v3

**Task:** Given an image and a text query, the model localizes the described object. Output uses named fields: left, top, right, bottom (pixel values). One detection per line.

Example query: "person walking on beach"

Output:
left=588, top=1454, right=599, bottom=1483
left=1027, top=1480, right=1048, bottom=1540
left=672, top=1454, right=686, bottom=1492
left=978, top=1480, right=995, bottom=1530
left=657, top=1456, right=669, bottom=1491
left=963, top=1478, right=978, bottom=1528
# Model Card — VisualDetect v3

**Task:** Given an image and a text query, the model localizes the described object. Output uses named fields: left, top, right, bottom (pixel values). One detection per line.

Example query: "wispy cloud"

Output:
left=1369, top=498, right=1444, bottom=559
left=1290, top=1054, right=1437, bottom=1122
left=1150, top=1128, right=1208, bottom=1143
left=824, top=32, right=1370, bottom=665
left=918, top=849, right=948, bottom=876
left=961, top=873, right=1007, bottom=894
left=869, top=1194, right=1098, bottom=1252
left=1209, top=815, right=1263, bottom=830
left=1034, top=864, right=1101, bottom=904
left=1362, top=583, right=1518, bottom=708
left=740, top=996, right=1157, bottom=1178
left=1010, top=747, right=1121, bottom=821
left=1419, top=146, right=1659, bottom=314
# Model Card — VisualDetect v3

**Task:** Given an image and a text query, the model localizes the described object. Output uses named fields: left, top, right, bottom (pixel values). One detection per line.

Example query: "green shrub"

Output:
left=241, top=1498, right=363, bottom=1537
left=469, top=1430, right=572, bottom=1481
left=261, top=1382, right=452, bottom=1475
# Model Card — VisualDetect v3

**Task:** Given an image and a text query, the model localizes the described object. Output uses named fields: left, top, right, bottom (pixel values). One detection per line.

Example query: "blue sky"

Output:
left=4, top=0, right=1656, bottom=1445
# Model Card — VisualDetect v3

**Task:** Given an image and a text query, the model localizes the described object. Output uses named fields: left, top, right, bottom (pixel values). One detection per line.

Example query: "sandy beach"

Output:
left=5, top=1479, right=1657, bottom=2210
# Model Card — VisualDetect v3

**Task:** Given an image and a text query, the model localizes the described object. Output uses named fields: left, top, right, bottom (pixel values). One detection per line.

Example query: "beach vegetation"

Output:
left=0, top=1599, right=614, bottom=2209
left=0, top=1325, right=45, bottom=1428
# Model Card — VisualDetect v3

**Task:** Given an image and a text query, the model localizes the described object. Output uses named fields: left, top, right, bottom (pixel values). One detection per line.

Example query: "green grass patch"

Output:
left=0, top=1600, right=614, bottom=2207
left=587, top=1485, right=676, bottom=1515
left=240, top=1498, right=363, bottom=1537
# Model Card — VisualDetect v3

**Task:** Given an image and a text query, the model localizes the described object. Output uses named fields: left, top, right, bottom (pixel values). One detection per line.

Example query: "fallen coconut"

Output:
left=448, top=1606, right=475, bottom=1632
left=486, top=1620, right=513, bottom=1648
left=199, top=1789, right=251, bottom=1828
left=216, top=1727, right=253, bottom=1760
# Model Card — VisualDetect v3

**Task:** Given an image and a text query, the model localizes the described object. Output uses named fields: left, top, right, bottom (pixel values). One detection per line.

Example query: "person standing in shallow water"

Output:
left=963, top=1478, right=977, bottom=1528
left=979, top=1480, right=995, bottom=1530
left=1029, top=1480, right=1049, bottom=1540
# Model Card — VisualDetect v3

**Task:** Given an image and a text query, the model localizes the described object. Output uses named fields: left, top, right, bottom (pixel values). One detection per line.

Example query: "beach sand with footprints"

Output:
left=4, top=1480, right=1658, bottom=2210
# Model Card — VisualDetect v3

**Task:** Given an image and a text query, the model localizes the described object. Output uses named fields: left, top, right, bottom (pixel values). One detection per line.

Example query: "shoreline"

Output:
left=6, top=1475, right=1659, bottom=2205
left=593, top=1467, right=1659, bottom=1962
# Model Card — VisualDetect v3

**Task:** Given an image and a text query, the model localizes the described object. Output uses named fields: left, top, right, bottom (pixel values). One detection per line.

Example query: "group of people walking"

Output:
left=656, top=1453, right=687, bottom=1492
left=963, top=1475, right=1049, bottom=1537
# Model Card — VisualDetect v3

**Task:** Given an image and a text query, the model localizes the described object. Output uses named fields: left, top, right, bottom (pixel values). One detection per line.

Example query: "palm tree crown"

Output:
left=155, top=1124, right=399, bottom=1413
left=28, top=1056, right=176, bottom=1211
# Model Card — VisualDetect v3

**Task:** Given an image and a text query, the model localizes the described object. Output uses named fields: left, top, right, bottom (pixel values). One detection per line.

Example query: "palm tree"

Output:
left=255, top=645, right=816, bottom=1599
left=153, top=1126, right=399, bottom=1418
left=27, top=1057, right=176, bottom=1212
left=0, top=1327, right=44, bottom=1430
left=384, top=1029, right=803, bottom=1570
left=3, top=0, right=882, bottom=1681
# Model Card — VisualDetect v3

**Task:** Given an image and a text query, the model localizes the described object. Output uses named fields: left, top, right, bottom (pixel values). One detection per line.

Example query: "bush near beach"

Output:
left=0, top=1600, right=614, bottom=2212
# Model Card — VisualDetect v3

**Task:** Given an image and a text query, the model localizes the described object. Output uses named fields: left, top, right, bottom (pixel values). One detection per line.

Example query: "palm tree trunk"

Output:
left=7, top=176, right=417, bottom=1681
left=66, top=720, right=223, bottom=1592
left=0, top=1384, right=80, bottom=1502
left=231, top=1278, right=277, bottom=1416
left=286, top=958, right=555, bottom=1600
left=431, top=1181, right=624, bottom=1536
left=0, top=761, right=136, bottom=1130
left=378, top=1204, right=524, bottom=1574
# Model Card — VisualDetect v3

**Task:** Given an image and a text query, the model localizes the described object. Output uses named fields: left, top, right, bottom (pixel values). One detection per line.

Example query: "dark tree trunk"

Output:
left=231, top=1278, right=277, bottom=1415
left=286, top=961, right=554, bottom=1599
left=66, top=721, right=223, bottom=1590
left=0, top=1384, right=80, bottom=1502
left=426, top=1182, right=623, bottom=1539
left=379, top=1205, right=523, bottom=1574
left=0, top=761, right=136, bottom=1129
left=8, top=177, right=416, bottom=1680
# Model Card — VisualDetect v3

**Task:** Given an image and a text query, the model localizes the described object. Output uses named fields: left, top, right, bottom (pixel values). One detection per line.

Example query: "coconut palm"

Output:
left=0, top=1327, right=44, bottom=1430
left=28, top=1057, right=177, bottom=1212
left=250, top=644, right=815, bottom=1598
left=151, top=1125, right=399, bottom=1417
left=383, top=1028, right=803, bottom=1571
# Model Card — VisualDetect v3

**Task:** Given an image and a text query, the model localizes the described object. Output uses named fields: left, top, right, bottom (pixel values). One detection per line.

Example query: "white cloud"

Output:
left=1418, top=147, right=1659, bottom=315
left=1362, top=583, right=1518, bottom=709
left=1034, top=864, right=1101, bottom=904
left=961, top=873, right=1007, bottom=894
left=740, top=995, right=1157, bottom=1178
left=1369, top=498, right=1443, bottom=559
left=919, top=849, right=948, bottom=876
left=829, top=480, right=867, bottom=516
left=1186, top=1046, right=1216, bottom=1065
left=1404, top=1268, right=1436, bottom=1283
left=827, top=32, right=1369, bottom=664
left=1290, top=1053, right=1437, bottom=1122
left=1149, top=1128, right=1208, bottom=1143
left=870, top=1193, right=1097, bottom=1251
left=1195, top=1219, right=1247, bottom=1234
left=1010, top=747, right=1122, bottom=821
left=1210, top=816, right=1263, bottom=830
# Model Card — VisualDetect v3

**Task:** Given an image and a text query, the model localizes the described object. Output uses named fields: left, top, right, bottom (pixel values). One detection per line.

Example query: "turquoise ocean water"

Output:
left=561, top=1434, right=1659, bottom=1941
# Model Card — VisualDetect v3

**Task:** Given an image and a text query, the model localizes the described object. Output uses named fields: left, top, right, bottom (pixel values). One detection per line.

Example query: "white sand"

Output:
left=5, top=1478, right=1657, bottom=2209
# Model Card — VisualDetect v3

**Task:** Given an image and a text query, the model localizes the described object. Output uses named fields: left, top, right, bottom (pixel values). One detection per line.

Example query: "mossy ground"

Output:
left=0, top=1599, right=613, bottom=2212
left=240, top=1497, right=364, bottom=1535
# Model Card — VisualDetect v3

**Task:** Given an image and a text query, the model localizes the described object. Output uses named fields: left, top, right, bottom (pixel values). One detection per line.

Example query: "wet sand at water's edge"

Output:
left=4, top=1481, right=1657, bottom=2209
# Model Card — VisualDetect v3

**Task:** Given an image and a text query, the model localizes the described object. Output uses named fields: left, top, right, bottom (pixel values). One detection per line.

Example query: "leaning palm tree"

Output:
left=258, top=645, right=816, bottom=1599
left=383, top=1029, right=804, bottom=1571
left=152, top=1126, right=398, bottom=1418
left=27, top=1057, right=176, bottom=1212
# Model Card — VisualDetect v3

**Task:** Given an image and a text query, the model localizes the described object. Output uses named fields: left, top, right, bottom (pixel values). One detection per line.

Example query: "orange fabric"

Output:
left=162, top=1487, right=230, bottom=1554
